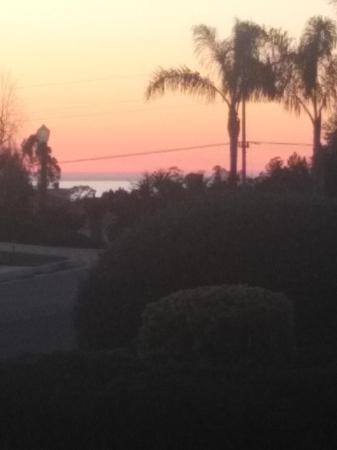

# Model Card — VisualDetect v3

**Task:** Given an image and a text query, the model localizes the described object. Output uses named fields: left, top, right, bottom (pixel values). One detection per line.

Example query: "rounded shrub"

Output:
left=138, top=285, right=294, bottom=364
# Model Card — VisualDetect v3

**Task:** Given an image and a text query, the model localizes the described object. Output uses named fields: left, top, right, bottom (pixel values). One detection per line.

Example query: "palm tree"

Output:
left=146, top=21, right=286, bottom=185
left=22, top=132, right=61, bottom=211
left=283, top=16, right=337, bottom=190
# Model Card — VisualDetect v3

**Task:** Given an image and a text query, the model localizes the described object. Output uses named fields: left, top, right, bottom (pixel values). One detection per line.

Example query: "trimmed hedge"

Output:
left=138, top=285, right=294, bottom=364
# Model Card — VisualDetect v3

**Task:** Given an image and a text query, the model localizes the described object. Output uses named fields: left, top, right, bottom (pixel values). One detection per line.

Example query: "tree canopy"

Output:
left=282, top=16, right=337, bottom=191
left=146, top=20, right=288, bottom=185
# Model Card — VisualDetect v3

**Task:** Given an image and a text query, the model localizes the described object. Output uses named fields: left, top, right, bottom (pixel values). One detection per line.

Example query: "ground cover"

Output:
left=0, top=351, right=336, bottom=450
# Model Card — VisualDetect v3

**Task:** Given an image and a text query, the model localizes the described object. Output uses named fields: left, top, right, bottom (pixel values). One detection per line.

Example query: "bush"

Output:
left=75, top=192, right=337, bottom=361
left=138, top=285, right=294, bottom=364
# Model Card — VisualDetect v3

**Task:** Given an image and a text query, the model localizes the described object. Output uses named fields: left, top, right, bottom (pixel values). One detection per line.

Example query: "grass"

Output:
left=0, top=250, right=65, bottom=266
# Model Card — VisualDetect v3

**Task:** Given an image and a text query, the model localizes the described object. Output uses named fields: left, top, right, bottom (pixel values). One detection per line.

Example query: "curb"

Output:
left=0, top=259, right=81, bottom=283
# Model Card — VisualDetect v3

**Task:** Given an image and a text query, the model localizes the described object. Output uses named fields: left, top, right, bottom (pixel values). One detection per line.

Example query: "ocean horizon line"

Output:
left=61, top=168, right=262, bottom=181
left=61, top=173, right=141, bottom=182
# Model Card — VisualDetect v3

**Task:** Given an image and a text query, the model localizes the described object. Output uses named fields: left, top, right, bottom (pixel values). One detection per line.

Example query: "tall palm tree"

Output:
left=146, top=21, right=286, bottom=185
left=283, top=16, right=337, bottom=189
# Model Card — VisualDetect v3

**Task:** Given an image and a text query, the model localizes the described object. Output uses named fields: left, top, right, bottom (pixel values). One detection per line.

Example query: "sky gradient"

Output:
left=1, top=0, right=335, bottom=176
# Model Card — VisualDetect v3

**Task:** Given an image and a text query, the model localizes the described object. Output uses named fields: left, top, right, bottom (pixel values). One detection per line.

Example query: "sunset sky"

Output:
left=1, top=0, right=335, bottom=177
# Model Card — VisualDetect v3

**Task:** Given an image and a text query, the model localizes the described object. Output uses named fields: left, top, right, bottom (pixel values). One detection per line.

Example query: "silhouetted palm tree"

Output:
left=22, top=133, right=60, bottom=210
left=283, top=16, right=337, bottom=189
left=146, top=21, right=286, bottom=185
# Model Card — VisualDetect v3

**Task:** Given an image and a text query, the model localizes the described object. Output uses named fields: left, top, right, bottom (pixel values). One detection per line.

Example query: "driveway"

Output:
left=0, top=266, right=88, bottom=359
left=0, top=243, right=101, bottom=359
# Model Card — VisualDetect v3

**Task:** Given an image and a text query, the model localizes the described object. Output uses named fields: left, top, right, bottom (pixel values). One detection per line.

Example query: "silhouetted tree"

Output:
left=321, top=112, right=337, bottom=195
left=0, top=74, right=22, bottom=149
left=207, top=165, right=231, bottom=193
left=256, top=153, right=312, bottom=193
left=22, top=133, right=61, bottom=209
left=146, top=21, right=287, bottom=185
left=69, top=185, right=96, bottom=201
left=184, top=172, right=208, bottom=195
left=282, top=17, right=337, bottom=190
left=135, top=167, right=184, bottom=202
left=101, top=169, right=211, bottom=240
left=0, top=148, right=33, bottom=239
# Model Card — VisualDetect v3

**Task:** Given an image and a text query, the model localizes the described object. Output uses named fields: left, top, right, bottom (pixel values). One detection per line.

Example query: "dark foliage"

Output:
left=101, top=162, right=316, bottom=243
left=139, top=285, right=294, bottom=364
left=3, top=203, right=97, bottom=248
left=0, top=149, right=34, bottom=241
left=75, top=192, right=337, bottom=362
left=320, top=146, right=337, bottom=196
left=322, top=113, right=337, bottom=196
left=255, top=152, right=312, bottom=194
left=0, top=147, right=95, bottom=247
left=17, top=219, right=97, bottom=248
left=22, top=133, right=61, bottom=188
left=0, top=352, right=337, bottom=450
left=101, top=167, right=230, bottom=241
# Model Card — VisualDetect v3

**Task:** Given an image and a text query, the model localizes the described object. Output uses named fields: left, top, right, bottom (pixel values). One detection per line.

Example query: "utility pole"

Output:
left=39, top=142, right=48, bottom=211
left=241, top=99, right=247, bottom=184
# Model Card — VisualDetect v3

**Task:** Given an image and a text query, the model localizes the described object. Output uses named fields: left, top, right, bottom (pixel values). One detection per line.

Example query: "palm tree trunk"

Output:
left=313, top=116, right=321, bottom=157
left=228, top=105, right=240, bottom=186
left=312, top=116, right=324, bottom=194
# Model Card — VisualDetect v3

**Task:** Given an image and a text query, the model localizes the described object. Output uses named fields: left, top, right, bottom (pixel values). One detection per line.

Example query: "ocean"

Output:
left=59, top=180, right=134, bottom=197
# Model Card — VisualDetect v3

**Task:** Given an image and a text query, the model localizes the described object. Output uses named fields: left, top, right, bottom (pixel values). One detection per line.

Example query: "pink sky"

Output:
left=1, top=0, right=334, bottom=176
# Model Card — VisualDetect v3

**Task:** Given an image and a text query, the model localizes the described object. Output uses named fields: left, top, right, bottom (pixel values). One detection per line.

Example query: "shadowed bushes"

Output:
left=0, top=352, right=337, bottom=450
left=75, top=192, right=337, bottom=362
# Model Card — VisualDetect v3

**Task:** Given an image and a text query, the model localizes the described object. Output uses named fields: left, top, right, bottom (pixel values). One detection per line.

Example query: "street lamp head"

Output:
left=36, top=124, right=50, bottom=144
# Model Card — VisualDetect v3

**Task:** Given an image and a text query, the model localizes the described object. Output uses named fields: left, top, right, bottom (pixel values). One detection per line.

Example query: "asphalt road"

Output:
left=0, top=266, right=88, bottom=359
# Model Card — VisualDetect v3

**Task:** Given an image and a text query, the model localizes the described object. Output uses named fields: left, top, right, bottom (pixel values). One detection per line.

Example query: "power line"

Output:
left=60, top=142, right=230, bottom=164
left=60, top=140, right=312, bottom=165
left=251, top=140, right=312, bottom=147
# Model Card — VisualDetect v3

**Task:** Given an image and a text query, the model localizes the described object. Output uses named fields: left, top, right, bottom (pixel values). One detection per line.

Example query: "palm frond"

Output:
left=282, top=64, right=317, bottom=123
left=283, top=85, right=306, bottom=117
left=281, top=16, right=337, bottom=123
left=227, top=20, right=282, bottom=102
left=299, top=17, right=337, bottom=95
left=300, top=16, right=337, bottom=58
left=267, top=28, right=293, bottom=63
left=232, top=20, right=267, bottom=62
left=192, top=24, right=232, bottom=76
left=318, top=55, right=337, bottom=111
left=145, top=66, right=222, bottom=102
left=243, top=60, right=277, bottom=101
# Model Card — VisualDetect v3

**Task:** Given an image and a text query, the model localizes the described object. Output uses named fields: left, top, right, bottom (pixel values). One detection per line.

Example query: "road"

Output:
left=0, top=266, right=88, bottom=359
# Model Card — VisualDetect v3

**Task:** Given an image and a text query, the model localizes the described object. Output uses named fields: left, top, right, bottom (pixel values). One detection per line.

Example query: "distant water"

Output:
left=59, top=180, right=133, bottom=197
